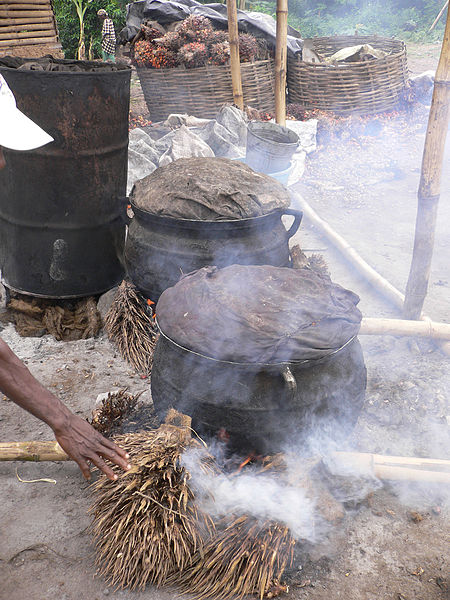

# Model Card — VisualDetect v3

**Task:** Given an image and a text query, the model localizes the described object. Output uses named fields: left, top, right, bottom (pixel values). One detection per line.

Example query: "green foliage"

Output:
left=247, top=0, right=446, bottom=41
left=53, top=0, right=127, bottom=59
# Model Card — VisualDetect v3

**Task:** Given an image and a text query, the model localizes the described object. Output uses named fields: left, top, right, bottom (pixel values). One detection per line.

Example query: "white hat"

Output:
left=0, top=74, right=53, bottom=151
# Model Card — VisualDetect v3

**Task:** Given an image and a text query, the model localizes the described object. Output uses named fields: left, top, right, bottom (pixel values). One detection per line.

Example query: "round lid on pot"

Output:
left=130, top=157, right=290, bottom=221
left=156, top=264, right=362, bottom=364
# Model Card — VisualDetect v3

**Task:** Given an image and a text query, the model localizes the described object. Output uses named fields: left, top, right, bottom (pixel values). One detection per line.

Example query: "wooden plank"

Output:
left=0, top=32, right=56, bottom=43
left=0, top=16, right=53, bottom=25
left=0, top=29, right=55, bottom=40
left=2, top=2, right=51, bottom=7
left=0, top=22, right=54, bottom=33
left=0, top=9, right=53, bottom=17
left=0, top=36, right=58, bottom=47
left=1, top=0, right=50, bottom=4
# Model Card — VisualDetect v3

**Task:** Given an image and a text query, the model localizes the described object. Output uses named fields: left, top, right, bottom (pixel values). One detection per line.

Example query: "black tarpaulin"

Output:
left=121, top=0, right=303, bottom=56
left=130, top=157, right=291, bottom=221
left=156, top=264, right=362, bottom=363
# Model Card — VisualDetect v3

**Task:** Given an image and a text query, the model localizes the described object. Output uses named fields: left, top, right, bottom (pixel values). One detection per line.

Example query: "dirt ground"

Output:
left=0, top=44, right=449, bottom=600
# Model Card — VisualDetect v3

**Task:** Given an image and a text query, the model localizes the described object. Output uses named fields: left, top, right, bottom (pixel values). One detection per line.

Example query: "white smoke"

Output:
left=182, top=446, right=323, bottom=542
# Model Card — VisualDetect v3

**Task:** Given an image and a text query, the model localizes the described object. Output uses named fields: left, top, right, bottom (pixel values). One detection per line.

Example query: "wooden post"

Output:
left=403, top=6, right=450, bottom=319
left=226, top=0, right=244, bottom=110
left=275, top=0, right=288, bottom=126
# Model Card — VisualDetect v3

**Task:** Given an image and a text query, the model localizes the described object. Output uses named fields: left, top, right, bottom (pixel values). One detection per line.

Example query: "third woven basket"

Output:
left=287, top=35, right=408, bottom=116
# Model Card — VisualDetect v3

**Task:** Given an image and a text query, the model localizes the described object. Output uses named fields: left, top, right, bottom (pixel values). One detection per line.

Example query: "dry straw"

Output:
left=89, top=411, right=216, bottom=590
left=174, top=514, right=295, bottom=600
left=90, top=411, right=296, bottom=597
left=104, top=280, right=159, bottom=375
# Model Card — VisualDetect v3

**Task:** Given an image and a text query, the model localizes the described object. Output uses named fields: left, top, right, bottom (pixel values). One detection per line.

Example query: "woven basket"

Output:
left=137, top=59, right=275, bottom=121
left=287, top=36, right=408, bottom=115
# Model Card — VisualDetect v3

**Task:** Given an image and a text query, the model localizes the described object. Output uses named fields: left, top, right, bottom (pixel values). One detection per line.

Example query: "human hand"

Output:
left=53, top=414, right=131, bottom=481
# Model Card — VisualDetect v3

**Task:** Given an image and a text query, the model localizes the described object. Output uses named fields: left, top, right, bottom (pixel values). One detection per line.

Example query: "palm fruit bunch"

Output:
left=238, top=32, right=260, bottom=62
left=208, top=41, right=231, bottom=65
left=177, top=14, right=214, bottom=43
left=177, top=41, right=208, bottom=68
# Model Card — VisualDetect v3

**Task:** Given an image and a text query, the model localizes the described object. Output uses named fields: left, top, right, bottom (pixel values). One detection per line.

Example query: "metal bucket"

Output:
left=245, top=121, right=299, bottom=174
left=0, top=60, right=130, bottom=298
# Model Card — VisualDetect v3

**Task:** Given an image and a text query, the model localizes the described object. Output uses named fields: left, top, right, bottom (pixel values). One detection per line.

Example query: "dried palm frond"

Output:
left=89, top=389, right=140, bottom=436
left=175, top=514, right=295, bottom=600
left=89, top=411, right=216, bottom=591
left=104, top=280, right=159, bottom=375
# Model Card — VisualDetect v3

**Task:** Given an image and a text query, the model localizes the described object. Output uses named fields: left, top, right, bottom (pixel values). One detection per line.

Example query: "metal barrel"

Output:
left=0, top=62, right=130, bottom=298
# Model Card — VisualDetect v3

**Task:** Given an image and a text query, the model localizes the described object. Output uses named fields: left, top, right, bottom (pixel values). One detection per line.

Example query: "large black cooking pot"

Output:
left=151, top=330, right=367, bottom=454
left=124, top=204, right=302, bottom=301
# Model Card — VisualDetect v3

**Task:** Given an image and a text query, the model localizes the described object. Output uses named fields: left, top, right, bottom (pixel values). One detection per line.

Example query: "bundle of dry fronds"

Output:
left=8, top=295, right=101, bottom=340
left=89, top=389, right=139, bottom=436
left=90, top=411, right=215, bottom=590
left=175, top=514, right=295, bottom=600
left=104, top=280, right=159, bottom=375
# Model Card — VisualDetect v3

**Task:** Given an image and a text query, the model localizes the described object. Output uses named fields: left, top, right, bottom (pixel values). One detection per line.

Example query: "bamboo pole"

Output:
left=291, top=191, right=406, bottom=308
left=360, top=317, right=450, bottom=340
left=289, top=191, right=450, bottom=356
left=403, top=7, right=450, bottom=320
left=274, top=0, right=288, bottom=126
left=429, top=0, right=449, bottom=32
left=331, top=451, right=450, bottom=484
left=226, top=0, right=244, bottom=110
left=0, top=441, right=69, bottom=462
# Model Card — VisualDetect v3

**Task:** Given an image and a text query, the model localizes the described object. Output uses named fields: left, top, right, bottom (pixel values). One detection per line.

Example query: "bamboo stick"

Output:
left=429, top=0, right=448, bottom=32
left=0, top=441, right=69, bottom=462
left=274, top=0, right=288, bottom=126
left=360, top=317, right=450, bottom=340
left=226, top=0, right=244, bottom=110
left=331, top=451, right=450, bottom=484
left=403, top=6, right=450, bottom=320
left=290, top=191, right=406, bottom=308
left=289, top=190, right=450, bottom=356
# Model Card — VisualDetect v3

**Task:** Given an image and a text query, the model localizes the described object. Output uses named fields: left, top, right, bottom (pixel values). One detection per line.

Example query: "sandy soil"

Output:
left=0, top=44, right=449, bottom=600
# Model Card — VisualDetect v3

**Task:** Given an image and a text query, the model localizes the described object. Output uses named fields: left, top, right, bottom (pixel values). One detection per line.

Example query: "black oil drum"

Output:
left=151, top=332, right=367, bottom=454
left=124, top=205, right=303, bottom=301
left=0, top=59, right=130, bottom=298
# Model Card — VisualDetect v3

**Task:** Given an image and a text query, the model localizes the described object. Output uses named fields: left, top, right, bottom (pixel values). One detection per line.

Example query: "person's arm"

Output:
left=0, top=338, right=130, bottom=480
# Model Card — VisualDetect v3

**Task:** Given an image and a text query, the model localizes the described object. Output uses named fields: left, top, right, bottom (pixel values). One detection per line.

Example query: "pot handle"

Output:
left=281, top=365, right=297, bottom=405
left=118, top=196, right=132, bottom=225
left=282, top=208, right=303, bottom=240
